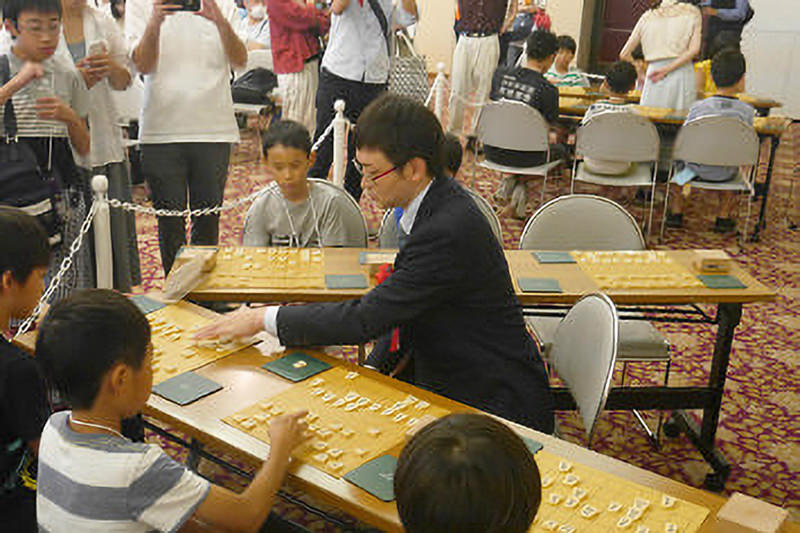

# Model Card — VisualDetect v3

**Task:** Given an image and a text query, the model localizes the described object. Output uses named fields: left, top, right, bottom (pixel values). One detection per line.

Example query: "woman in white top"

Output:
left=620, top=0, right=701, bottom=110
left=59, top=0, right=141, bottom=291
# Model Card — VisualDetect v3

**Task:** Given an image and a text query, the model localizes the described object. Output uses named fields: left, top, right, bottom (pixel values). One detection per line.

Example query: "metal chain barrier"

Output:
left=108, top=185, right=270, bottom=218
left=14, top=200, right=99, bottom=338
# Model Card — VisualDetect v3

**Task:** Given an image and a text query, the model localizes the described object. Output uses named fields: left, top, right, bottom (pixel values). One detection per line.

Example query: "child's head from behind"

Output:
left=711, top=48, right=746, bottom=92
left=3, top=0, right=62, bottom=61
left=708, top=31, right=740, bottom=61
left=262, top=120, right=314, bottom=203
left=395, top=413, right=542, bottom=533
left=526, top=30, right=558, bottom=72
left=442, top=133, right=463, bottom=178
left=604, top=60, right=638, bottom=96
left=0, top=207, right=50, bottom=321
left=36, top=289, right=152, bottom=418
left=554, top=35, right=577, bottom=72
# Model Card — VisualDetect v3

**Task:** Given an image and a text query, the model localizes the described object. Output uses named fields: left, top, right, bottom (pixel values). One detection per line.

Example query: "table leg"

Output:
left=188, top=438, right=204, bottom=472
left=751, top=134, right=780, bottom=242
left=670, top=302, right=741, bottom=491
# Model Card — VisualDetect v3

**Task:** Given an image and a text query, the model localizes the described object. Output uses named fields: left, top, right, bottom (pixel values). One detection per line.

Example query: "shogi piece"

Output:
left=714, top=493, right=789, bottom=533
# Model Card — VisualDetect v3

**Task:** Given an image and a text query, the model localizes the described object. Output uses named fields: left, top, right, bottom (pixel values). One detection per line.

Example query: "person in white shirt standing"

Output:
left=59, top=0, right=141, bottom=292
left=126, top=0, right=246, bottom=274
left=307, top=0, right=417, bottom=202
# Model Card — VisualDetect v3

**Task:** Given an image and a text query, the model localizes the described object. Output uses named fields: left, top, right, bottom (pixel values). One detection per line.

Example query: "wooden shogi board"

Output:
left=573, top=251, right=705, bottom=290
left=199, top=247, right=325, bottom=290
left=531, top=450, right=710, bottom=532
left=146, top=302, right=253, bottom=385
left=224, top=366, right=450, bottom=478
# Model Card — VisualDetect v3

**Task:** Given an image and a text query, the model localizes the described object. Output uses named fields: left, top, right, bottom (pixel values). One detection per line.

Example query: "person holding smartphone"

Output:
left=59, top=0, right=141, bottom=293
left=125, top=0, right=246, bottom=274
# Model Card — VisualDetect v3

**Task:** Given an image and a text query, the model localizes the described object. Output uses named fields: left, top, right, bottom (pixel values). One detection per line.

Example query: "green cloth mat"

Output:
left=261, top=352, right=332, bottom=382
left=325, top=274, right=368, bottom=289
left=343, top=455, right=398, bottom=502
left=152, top=372, right=222, bottom=406
left=129, top=295, right=167, bottom=315
left=518, top=277, right=563, bottom=293
left=532, top=251, right=576, bottom=264
left=697, top=274, right=747, bottom=289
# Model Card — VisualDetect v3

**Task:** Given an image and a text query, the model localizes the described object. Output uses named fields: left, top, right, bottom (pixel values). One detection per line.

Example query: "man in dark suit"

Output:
left=198, top=94, right=554, bottom=433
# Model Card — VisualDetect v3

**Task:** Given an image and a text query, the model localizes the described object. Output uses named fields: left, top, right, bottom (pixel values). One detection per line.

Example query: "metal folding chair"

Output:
left=475, top=100, right=562, bottom=208
left=660, top=116, right=760, bottom=244
left=571, top=111, right=661, bottom=239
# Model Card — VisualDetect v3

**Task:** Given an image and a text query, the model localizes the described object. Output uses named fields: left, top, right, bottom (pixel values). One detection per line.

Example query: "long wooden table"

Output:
left=15, top=300, right=796, bottom=532
left=558, top=86, right=783, bottom=116
left=558, top=98, right=792, bottom=242
left=183, top=246, right=775, bottom=491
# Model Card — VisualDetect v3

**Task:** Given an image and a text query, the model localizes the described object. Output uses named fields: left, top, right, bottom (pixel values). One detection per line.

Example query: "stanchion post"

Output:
left=332, top=99, right=347, bottom=188
left=91, top=175, right=114, bottom=289
left=434, top=62, right=446, bottom=121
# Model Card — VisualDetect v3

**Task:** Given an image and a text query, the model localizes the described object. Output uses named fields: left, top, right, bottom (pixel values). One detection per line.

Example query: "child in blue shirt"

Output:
left=667, top=48, right=754, bottom=233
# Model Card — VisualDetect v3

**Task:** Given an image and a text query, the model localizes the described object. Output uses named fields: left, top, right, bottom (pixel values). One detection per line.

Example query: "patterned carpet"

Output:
left=129, top=117, right=800, bottom=529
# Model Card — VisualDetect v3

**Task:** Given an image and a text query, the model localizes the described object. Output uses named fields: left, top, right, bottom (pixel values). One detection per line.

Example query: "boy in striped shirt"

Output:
left=35, top=290, right=308, bottom=532
left=544, top=35, right=588, bottom=87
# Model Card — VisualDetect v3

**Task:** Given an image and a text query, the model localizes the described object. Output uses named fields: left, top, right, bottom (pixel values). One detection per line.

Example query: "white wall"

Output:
left=741, top=0, right=800, bottom=118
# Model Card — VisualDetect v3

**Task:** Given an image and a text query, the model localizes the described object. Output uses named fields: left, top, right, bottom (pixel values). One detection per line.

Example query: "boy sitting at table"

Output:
left=395, top=413, right=542, bottom=533
left=242, top=120, right=357, bottom=248
left=544, top=35, right=589, bottom=88
left=580, top=60, right=638, bottom=176
left=0, top=207, right=51, bottom=533
left=34, top=289, right=308, bottom=533
left=666, top=48, right=754, bottom=234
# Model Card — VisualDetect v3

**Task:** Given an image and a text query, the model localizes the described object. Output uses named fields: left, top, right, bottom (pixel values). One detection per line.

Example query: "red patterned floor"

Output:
left=132, top=120, right=800, bottom=529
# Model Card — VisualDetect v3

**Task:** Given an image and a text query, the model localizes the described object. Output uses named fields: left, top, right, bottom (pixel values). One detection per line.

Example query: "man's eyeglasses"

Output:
left=352, top=158, right=397, bottom=182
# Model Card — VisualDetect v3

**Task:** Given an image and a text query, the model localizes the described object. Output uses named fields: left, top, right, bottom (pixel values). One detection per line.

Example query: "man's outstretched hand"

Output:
left=194, top=306, right=267, bottom=340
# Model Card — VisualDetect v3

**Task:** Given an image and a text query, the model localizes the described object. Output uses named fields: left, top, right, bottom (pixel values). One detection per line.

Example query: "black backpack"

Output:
left=0, top=56, right=62, bottom=245
left=231, top=67, right=278, bottom=105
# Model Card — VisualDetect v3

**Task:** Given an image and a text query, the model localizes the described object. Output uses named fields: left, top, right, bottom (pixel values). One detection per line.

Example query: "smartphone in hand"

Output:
left=177, top=0, right=202, bottom=11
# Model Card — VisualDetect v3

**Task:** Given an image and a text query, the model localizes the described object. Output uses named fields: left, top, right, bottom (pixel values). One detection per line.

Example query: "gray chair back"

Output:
left=244, top=179, right=368, bottom=247
left=519, top=194, right=646, bottom=251
left=576, top=111, right=660, bottom=162
left=549, top=293, right=619, bottom=443
left=377, top=189, right=504, bottom=248
left=475, top=100, right=550, bottom=152
left=672, top=116, right=759, bottom=167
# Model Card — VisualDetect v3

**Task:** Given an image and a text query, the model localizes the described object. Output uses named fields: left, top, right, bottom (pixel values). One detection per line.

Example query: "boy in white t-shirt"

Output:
left=35, top=290, right=308, bottom=532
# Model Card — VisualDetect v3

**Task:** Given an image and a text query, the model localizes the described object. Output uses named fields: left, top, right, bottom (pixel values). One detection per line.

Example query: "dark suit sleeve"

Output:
left=277, top=228, right=462, bottom=346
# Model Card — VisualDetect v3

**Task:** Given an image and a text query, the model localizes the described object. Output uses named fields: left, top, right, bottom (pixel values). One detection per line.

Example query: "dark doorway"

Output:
left=590, top=0, right=652, bottom=71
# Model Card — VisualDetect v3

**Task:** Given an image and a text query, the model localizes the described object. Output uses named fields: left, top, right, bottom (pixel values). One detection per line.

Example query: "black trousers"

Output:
left=308, top=68, right=386, bottom=201
left=141, top=142, right=230, bottom=274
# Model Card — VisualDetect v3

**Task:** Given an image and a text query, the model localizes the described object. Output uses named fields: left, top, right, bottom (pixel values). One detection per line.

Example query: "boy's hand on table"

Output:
left=268, top=411, right=310, bottom=456
left=194, top=305, right=267, bottom=340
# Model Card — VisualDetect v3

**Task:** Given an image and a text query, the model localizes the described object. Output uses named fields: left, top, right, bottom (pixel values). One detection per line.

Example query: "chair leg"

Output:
left=660, top=169, right=673, bottom=242
left=646, top=163, right=659, bottom=242
left=570, top=159, right=577, bottom=194
left=540, top=173, right=548, bottom=207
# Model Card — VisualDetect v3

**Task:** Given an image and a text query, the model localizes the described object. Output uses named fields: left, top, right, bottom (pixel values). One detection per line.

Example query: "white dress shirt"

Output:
left=262, top=179, right=432, bottom=336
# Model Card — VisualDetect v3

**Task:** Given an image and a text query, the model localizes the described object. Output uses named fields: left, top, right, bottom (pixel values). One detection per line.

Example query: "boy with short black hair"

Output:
left=0, top=206, right=51, bottom=532
left=580, top=60, right=638, bottom=176
left=395, top=413, right=542, bottom=533
left=35, top=289, right=308, bottom=532
left=243, top=119, right=358, bottom=247
left=667, top=48, right=754, bottom=233
left=545, top=34, right=588, bottom=87
left=0, top=0, right=90, bottom=158
left=489, top=29, right=560, bottom=219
